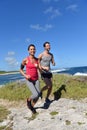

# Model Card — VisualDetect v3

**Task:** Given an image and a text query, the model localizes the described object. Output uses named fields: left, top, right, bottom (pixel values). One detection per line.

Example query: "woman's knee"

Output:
left=34, top=92, right=40, bottom=99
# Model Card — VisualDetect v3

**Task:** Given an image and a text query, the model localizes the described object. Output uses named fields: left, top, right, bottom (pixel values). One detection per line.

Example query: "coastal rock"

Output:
left=0, top=98, right=87, bottom=130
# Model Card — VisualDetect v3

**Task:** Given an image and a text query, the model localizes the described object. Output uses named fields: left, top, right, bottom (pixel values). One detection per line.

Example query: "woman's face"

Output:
left=29, top=46, right=36, bottom=56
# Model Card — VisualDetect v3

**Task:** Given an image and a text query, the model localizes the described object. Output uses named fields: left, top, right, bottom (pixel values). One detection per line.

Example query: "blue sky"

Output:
left=0, top=0, right=87, bottom=71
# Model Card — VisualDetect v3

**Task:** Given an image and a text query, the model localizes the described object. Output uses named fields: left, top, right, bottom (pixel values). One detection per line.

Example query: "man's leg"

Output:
left=42, top=78, right=52, bottom=102
left=46, top=78, right=52, bottom=100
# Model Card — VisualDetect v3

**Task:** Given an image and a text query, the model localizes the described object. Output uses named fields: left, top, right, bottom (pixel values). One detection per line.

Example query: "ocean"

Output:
left=0, top=73, right=25, bottom=86
left=0, top=66, right=87, bottom=86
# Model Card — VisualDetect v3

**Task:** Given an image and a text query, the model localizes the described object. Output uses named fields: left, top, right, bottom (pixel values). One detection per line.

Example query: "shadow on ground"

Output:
left=53, top=84, right=66, bottom=100
left=35, top=100, right=53, bottom=110
left=35, top=84, right=66, bottom=110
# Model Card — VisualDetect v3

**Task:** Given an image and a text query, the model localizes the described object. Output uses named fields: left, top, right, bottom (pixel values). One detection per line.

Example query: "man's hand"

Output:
left=42, top=66, right=49, bottom=71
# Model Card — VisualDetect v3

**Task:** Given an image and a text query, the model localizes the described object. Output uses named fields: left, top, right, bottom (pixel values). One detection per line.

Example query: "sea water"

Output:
left=0, top=66, right=87, bottom=86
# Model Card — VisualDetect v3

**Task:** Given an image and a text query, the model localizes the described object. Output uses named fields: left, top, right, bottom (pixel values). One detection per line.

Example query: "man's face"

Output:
left=45, top=43, right=51, bottom=51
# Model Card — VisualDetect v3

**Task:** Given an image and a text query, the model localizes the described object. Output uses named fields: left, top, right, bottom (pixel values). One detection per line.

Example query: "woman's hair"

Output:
left=28, top=44, right=35, bottom=50
left=43, top=41, right=50, bottom=47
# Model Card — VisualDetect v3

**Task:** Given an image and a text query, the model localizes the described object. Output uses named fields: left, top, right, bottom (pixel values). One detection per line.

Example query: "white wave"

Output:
left=74, top=72, right=87, bottom=76
left=0, top=84, right=5, bottom=88
left=51, top=68, right=67, bottom=73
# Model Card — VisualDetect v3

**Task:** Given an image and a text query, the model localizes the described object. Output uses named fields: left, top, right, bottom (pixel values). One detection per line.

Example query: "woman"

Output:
left=20, top=44, right=41, bottom=114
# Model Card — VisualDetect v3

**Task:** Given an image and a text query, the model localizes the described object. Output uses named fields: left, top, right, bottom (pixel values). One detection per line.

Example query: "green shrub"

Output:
left=0, top=74, right=87, bottom=101
left=0, top=106, right=10, bottom=122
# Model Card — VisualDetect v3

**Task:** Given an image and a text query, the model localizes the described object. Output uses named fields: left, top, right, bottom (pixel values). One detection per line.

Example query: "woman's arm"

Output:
left=20, top=58, right=31, bottom=80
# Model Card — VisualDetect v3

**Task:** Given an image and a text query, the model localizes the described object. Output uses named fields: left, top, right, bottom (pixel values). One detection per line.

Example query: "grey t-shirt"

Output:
left=40, top=53, right=53, bottom=69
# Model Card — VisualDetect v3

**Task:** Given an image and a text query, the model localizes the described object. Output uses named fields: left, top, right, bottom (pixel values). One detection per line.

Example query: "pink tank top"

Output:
left=26, top=57, right=38, bottom=81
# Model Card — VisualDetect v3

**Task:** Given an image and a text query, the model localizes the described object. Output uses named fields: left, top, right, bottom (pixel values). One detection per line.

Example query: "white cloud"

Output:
left=42, top=0, right=59, bottom=3
left=8, top=51, right=15, bottom=56
left=54, top=0, right=59, bottom=1
left=44, top=7, right=61, bottom=19
left=42, top=0, right=51, bottom=2
left=66, top=4, right=78, bottom=12
left=5, top=57, right=18, bottom=66
left=5, top=51, right=19, bottom=68
left=30, top=24, right=53, bottom=31
left=25, top=38, right=31, bottom=43
left=44, top=6, right=53, bottom=13
left=51, top=9, right=61, bottom=19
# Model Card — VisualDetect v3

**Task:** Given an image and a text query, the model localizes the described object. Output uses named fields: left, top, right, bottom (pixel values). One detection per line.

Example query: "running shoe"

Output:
left=39, top=92, right=43, bottom=99
left=45, top=98, right=51, bottom=103
left=27, top=99, right=37, bottom=114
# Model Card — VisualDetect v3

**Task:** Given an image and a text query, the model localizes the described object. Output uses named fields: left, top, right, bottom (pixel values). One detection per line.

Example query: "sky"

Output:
left=0, top=0, right=87, bottom=71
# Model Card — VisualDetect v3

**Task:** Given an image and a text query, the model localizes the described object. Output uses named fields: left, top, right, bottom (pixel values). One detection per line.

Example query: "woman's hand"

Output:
left=34, top=63, right=38, bottom=68
left=25, top=75, right=31, bottom=80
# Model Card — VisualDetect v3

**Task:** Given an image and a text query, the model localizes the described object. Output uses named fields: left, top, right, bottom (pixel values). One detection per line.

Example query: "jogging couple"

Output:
left=20, top=42, right=55, bottom=114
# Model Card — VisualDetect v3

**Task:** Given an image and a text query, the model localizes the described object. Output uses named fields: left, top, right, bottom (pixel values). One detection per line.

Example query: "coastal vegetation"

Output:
left=0, top=70, right=19, bottom=75
left=0, top=71, right=6, bottom=74
left=0, top=74, right=87, bottom=101
left=0, top=106, right=11, bottom=130
left=0, top=74, right=87, bottom=129
left=0, top=106, right=10, bottom=122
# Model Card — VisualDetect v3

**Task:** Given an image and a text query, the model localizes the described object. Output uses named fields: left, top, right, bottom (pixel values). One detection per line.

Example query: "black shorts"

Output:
left=41, top=72, right=52, bottom=79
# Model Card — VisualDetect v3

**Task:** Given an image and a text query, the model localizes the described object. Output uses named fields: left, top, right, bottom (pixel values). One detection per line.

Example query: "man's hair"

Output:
left=28, top=44, right=35, bottom=50
left=43, top=41, right=50, bottom=47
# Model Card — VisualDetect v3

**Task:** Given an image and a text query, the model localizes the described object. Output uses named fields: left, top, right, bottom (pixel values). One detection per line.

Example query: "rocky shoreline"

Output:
left=0, top=98, right=87, bottom=130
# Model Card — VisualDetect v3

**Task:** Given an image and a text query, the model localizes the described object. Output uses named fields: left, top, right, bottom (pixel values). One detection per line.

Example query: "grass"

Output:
left=52, top=74, right=87, bottom=100
left=0, top=106, right=13, bottom=130
left=0, top=126, right=6, bottom=130
left=0, top=74, right=87, bottom=101
left=85, top=112, right=87, bottom=116
left=50, top=111, right=59, bottom=116
left=25, top=112, right=39, bottom=121
left=65, top=120, right=71, bottom=125
left=0, top=125, right=13, bottom=130
left=0, top=106, right=11, bottom=122
left=0, top=82, right=31, bottom=101
left=77, top=122, right=85, bottom=125
left=0, top=74, right=87, bottom=128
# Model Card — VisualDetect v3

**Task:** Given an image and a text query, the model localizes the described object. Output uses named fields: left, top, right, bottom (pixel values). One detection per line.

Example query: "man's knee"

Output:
left=47, top=86, right=52, bottom=89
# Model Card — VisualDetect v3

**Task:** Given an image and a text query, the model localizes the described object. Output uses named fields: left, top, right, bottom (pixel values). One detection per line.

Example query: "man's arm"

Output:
left=51, top=54, right=55, bottom=66
left=38, top=53, right=43, bottom=70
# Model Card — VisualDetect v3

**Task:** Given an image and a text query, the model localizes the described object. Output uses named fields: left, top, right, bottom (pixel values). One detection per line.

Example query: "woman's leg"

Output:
left=32, top=80, right=41, bottom=105
left=26, top=80, right=40, bottom=113
left=26, top=80, right=40, bottom=99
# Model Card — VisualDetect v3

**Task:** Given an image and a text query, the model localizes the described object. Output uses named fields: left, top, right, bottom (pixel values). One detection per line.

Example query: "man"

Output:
left=38, top=41, right=55, bottom=103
